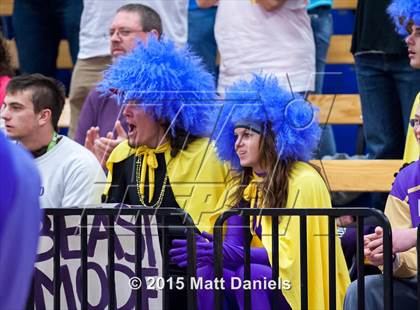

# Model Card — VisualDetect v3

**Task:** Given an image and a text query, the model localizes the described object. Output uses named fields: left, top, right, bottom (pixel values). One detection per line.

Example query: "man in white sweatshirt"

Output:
left=1, top=74, right=105, bottom=208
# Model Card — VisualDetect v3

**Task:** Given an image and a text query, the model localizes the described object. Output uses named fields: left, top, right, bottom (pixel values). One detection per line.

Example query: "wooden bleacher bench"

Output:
left=309, top=94, right=362, bottom=125
left=333, top=0, right=357, bottom=10
left=310, top=159, right=402, bottom=192
left=0, top=0, right=13, bottom=16
left=327, top=35, right=353, bottom=65
left=6, top=39, right=73, bottom=70
left=58, top=99, right=70, bottom=129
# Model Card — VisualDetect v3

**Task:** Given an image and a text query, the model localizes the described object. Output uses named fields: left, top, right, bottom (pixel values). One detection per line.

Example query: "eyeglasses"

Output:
left=107, top=28, right=145, bottom=39
left=409, top=118, right=420, bottom=128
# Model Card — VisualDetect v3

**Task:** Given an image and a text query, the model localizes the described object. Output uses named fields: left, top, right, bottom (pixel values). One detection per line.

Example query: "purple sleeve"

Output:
left=74, top=89, right=98, bottom=145
left=0, top=133, right=42, bottom=309
left=224, top=215, right=270, bottom=268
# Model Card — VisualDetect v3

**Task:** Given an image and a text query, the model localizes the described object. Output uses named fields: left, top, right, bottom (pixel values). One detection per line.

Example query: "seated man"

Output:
left=0, top=132, right=42, bottom=309
left=1, top=74, right=105, bottom=208
left=75, top=4, right=163, bottom=168
left=100, top=37, right=228, bottom=303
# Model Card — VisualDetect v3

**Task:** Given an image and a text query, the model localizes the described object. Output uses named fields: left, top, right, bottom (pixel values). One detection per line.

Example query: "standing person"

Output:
left=99, top=37, right=228, bottom=304
left=0, top=132, right=42, bottom=310
left=1, top=74, right=105, bottom=208
left=12, top=0, right=82, bottom=76
left=187, top=0, right=218, bottom=78
left=351, top=0, right=420, bottom=210
left=198, top=0, right=315, bottom=95
left=308, top=0, right=336, bottom=157
left=68, top=0, right=189, bottom=138
left=170, top=75, right=350, bottom=309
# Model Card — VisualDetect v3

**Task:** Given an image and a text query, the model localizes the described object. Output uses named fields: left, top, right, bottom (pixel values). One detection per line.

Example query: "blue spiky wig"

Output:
left=213, top=75, right=320, bottom=170
left=388, top=0, right=420, bottom=36
left=98, top=36, right=217, bottom=137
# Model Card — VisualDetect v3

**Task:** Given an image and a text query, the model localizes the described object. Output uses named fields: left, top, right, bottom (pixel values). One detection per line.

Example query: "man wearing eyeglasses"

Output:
left=68, top=1, right=188, bottom=140
left=73, top=4, right=173, bottom=168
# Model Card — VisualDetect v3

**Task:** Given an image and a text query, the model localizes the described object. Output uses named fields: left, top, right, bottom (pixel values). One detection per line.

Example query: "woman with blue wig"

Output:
left=170, top=74, right=350, bottom=309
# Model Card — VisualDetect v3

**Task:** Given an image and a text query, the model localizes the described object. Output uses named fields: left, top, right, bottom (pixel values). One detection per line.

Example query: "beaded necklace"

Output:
left=135, top=154, right=168, bottom=208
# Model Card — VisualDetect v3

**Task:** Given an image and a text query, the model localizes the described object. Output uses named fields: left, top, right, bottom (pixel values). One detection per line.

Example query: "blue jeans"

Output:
left=309, top=6, right=336, bottom=157
left=188, top=7, right=218, bottom=79
left=12, top=0, right=82, bottom=76
left=355, top=53, right=420, bottom=159
left=355, top=53, right=420, bottom=210
left=344, top=275, right=417, bottom=310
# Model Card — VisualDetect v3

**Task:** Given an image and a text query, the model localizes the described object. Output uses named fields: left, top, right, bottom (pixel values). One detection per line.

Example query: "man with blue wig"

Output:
left=0, top=132, right=42, bottom=309
left=99, top=37, right=228, bottom=304
left=345, top=1, right=420, bottom=308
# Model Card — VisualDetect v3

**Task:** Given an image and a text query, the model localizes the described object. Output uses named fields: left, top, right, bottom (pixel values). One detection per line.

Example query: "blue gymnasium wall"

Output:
left=324, top=9, right=360, bottom=155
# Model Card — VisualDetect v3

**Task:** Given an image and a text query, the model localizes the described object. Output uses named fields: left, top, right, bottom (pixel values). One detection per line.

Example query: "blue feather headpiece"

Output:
left=98, top=37, right=217, bottom=137
left=213, top=75, right=321, bottom=170
left=388, top=0, right=420, bottom=36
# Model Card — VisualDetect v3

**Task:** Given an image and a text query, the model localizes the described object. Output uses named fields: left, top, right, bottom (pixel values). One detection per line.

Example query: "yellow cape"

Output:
left=104, top=138, right=229, bottom=232
left=403, top=92, right=420, bottom=163
left=211, top=162, right=350, bottom=310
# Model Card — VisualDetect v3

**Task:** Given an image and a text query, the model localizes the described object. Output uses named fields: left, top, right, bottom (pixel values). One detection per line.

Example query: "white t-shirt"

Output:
left=35, top=136, right=106, bottom=208
left=78, top=0, right=188, bottom=59
left=215, top=0, right=315, bottom=93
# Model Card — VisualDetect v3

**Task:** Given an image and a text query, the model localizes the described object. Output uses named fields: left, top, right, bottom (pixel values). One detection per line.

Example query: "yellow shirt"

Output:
left=403, top=93, right=420, bottom=163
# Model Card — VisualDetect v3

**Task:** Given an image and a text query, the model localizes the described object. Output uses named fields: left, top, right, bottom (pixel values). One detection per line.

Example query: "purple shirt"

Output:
left=390, top=160, right=420, bottom=227
left=74, top=88, right=128, bottom=145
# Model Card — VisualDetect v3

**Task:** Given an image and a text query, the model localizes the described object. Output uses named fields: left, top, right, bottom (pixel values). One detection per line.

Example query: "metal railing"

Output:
left=213, top=207, right=394, bottom=310
left=25, top=207, right=408, bottom=310
left=26, top=206, right=197, bottom=310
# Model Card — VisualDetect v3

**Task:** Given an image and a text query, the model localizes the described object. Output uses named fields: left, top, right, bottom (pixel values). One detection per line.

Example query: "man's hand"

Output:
left=364, top=227, right=384, bottom=266
left=364, top=226, right=417, bottom=266
left=84, top=121, right=127, bottom=168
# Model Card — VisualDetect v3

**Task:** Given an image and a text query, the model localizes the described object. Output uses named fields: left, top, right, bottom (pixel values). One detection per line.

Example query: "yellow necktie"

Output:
left=243, top=173, right=264, bottom=233
left=135, top=142, right=170, bottom=203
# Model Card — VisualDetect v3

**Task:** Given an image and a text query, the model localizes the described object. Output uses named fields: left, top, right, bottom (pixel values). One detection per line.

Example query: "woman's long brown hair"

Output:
left=231, top=125, right=295, bottom=209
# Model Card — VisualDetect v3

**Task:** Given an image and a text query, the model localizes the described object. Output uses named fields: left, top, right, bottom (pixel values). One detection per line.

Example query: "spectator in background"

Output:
left=187, top=0, right=218, bottom=79
left=68, top=0, right=188, bottom=138
left=198, top=0, right=315, bottom=95
left=1, top=74, right=105, bottom=208
left=344, top=2, right=420, bottom=308
left=351, top=0, right=420, bottom=210
left=75, top=4, right=162, bottom=168
left=12, top=0, right=82, bottom=76
left=308, top=0, right=337, bottom=158
left=0, top=34, right=14, bottom=108
left=0, top=132, right=42, bottom=310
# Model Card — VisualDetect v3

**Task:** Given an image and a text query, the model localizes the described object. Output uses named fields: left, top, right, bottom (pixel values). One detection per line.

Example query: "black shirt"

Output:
left=351, top=0, right=407, bottom=55
left=106, top=153, right=190, bottom=276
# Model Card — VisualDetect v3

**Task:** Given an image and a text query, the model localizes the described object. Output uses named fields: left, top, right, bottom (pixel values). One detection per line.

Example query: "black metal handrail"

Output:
left=213, top=207, right=394, bottom=310
left=27, top=206, right=197, bottom=310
